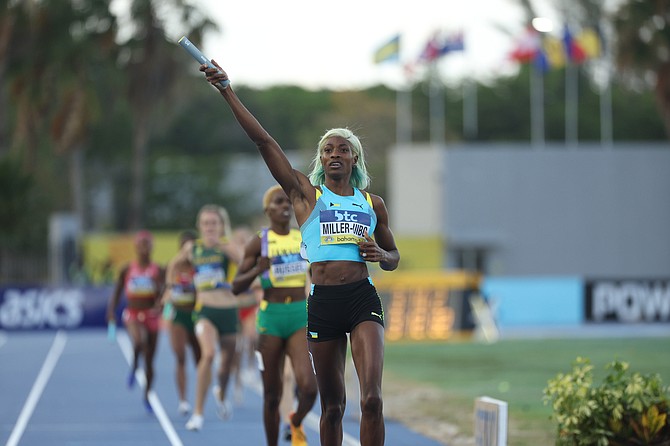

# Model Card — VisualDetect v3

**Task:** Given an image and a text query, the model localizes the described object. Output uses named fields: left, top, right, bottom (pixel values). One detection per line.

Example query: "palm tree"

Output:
left=49, top=0, right=120, bottom=227
left=2, top=0, right=119, bottom=226
left=0, top=0, right=15, bottom=153
left=612, top=0, right=670, bottom=139
left=121, top=0, right=216, bottom=229
left=2, top=0, right=45, bottom=168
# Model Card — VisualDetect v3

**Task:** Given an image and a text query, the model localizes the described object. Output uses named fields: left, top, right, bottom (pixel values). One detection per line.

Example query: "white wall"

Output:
left=389, top=143, right=446, bottom=236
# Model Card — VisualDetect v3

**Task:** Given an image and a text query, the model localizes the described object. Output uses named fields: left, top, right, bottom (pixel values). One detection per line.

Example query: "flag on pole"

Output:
left=509, top=26, right=541, bottom=63
left=419, top=31, right=465, bottom=63
left=419, top=32, right=442, bottom=62
left=373, top=34, right=400, bottom=64
left=534, top=48, right=549, bottom=73
left=543, top=35, right=566, bottom=68
left=440, top=32, right=465, bottom=55
left=509, top=25, right=547, bottom=147
left=509, top=26, right=550, bottom=74
left=563, top=25, right=587, bottom=63
left=576, top=28, right=601, bottom=59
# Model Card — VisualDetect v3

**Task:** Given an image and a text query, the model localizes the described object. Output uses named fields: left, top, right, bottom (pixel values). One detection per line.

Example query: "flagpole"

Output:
left=373, top=33, right=405, bottom=144
left=600, top=72, right=613, bottom=149
left=416, top=30, right=466, bottom=145
left=396, top=85, right=412, bottom=145
left=429, top=63, right=445, bottom=145
left=463, top=79, right=478, bottom=140
left=599, top=21, right=613, bottom=149
left=565, top=61, right=579, bottom=148
left=530, top=64, right=545, bottom=149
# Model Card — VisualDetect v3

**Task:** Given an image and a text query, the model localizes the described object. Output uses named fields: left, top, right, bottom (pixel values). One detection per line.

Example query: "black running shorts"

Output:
left=307, top=277, right=384, bottom=342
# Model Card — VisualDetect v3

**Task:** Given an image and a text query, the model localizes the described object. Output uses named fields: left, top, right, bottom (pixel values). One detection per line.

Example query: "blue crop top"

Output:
left=299, top=185, right=376, bottom=263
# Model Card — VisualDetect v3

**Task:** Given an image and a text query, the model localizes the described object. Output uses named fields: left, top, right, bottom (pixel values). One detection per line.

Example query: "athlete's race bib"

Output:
left=171, top=272, right=195, bottom=304
left=127, top=275, right=156, bottom=297
left=319, top=210, right=371, bottom=245
left=193, top=265, right=226, bottom=290
left=170, top=285, right=195, bottom=305
left=270, top=254, right=308, bottom=282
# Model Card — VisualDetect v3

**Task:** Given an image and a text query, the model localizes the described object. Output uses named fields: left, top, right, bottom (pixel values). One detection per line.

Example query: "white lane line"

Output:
left=116, top=331, right=184, bottom=446
left=242, top=368, right=361, bottom=446
left=6, top=330, right=67, bottom=446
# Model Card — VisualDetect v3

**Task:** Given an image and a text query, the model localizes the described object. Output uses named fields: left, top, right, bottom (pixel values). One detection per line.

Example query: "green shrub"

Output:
left=543, top=357, right=670, bottom=446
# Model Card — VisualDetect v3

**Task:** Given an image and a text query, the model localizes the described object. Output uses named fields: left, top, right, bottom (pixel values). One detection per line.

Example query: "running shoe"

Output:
left=127, top=370, right=136, bottom=389
left=282, top=422, right=292, bottom=442
left=178, top=400, right=191, bottom=416
left=215, top=399, right=232, bottom=420
left=185, top=414, right=203, bottom=431
left=289, top=413, right=307, bottom=446
left=212, top=385, right=233, bottom=420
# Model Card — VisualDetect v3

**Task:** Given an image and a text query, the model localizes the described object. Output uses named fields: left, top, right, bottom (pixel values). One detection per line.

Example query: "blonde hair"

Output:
left=196, top=204, right=232, bottom=238
left=262, top=185, right=284, bottom=210
left=308, top=128, right=370, bottom=190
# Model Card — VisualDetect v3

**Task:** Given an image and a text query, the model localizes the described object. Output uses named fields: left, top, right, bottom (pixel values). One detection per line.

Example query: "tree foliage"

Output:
left=0, top=157, right=48, bottom=250
left=613, top=0, right=670, bottom=138
left=119, top=0, right=217, bottom=229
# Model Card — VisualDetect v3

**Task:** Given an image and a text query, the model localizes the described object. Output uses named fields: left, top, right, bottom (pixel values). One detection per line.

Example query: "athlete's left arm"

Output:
left=222, top=241, right=243, bottom=266
left=160, top=258, right=177, bottom=305
left=231, top=235, right=264, bottom=295
left=360, top=194, right=400, bottom=271
left=155, top=266, right=167, bottom=308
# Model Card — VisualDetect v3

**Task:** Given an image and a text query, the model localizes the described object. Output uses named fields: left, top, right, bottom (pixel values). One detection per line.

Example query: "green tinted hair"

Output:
left=308, top=128, right=370, bottom=190
left=196, top=204, right=232, bottom=238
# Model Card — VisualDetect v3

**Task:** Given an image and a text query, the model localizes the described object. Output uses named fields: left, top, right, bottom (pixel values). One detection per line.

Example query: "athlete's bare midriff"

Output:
left=310, top=261, right=369, bottom=285
left=197, top=288, right=240, bottom=309
left=263, top=286, right=306, bottom=303
left=126, top=298, right=157, bottom=311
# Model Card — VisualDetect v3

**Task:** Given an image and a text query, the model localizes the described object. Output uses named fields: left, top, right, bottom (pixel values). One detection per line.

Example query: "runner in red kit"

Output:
left=107, top=230, right=165, bottom=413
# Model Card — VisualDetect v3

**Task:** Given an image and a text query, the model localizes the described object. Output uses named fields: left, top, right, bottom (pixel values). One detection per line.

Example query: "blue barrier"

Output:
left=482, top=277, right=583, bottom=328
left=0, top=285, right=117, bottom=330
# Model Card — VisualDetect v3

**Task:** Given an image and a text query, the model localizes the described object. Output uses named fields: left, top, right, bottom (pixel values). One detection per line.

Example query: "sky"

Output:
left=189, top=0, right=562, bottom=90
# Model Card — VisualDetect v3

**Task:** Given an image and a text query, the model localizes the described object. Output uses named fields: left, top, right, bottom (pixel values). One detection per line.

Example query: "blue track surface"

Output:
left=0, top=329, right=444, bottom=446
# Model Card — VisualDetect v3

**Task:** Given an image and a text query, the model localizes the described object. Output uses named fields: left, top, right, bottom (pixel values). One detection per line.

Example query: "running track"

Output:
left=0, top=329, right=444, bottom=446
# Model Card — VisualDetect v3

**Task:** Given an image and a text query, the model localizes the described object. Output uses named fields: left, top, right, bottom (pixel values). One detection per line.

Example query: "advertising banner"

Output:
left=585, top=279, right=670, bottom=323
left=0, top=286, right=116, bottom=330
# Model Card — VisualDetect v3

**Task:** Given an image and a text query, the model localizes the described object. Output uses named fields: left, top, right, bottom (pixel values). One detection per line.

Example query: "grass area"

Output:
left=382, top=336, right=670, bottom=446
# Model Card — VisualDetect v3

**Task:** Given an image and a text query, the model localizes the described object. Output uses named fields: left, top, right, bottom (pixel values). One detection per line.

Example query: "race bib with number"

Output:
left=127, top=275, right=156, bottom=297
left=319, top=209, right=371, bottom=245
left=193, top=265, right=226, bottom=291
left=270, top=254, right=309, bottom=282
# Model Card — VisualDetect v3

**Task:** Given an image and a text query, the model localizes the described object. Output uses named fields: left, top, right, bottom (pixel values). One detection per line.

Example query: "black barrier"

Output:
left=584, top=279, right=670, bottom=323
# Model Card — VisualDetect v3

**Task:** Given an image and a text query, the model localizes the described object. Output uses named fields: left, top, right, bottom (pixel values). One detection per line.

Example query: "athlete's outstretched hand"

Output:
left=200, top=59, right=229, bottom=93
